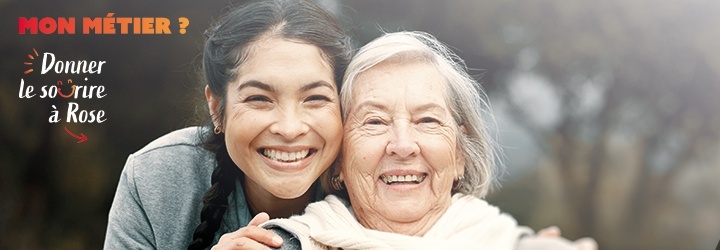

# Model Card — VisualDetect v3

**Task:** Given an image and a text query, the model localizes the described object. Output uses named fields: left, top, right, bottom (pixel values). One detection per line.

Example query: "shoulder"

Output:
left=263, top=219, right=329, bottom=250
left=121, top=126, right=217, bottom=212
left=266, top=226, right=302, bottom=250
left=450, top=193, right=502, bottom=214
left=261, top=199, right=346, bottom=250
left=134, top=126, right=207, bottom=155
left=113, top=127, right=219, bottom=247
left=426, top=194, right=529, bottom=249
left=445, top=193, right=521, bottom=231
left=127, top=127, right=215, bottom=183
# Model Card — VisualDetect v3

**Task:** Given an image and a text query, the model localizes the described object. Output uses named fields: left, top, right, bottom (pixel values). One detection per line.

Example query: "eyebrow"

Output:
left=236, top=80, right=335, bottom=93
left=237, top=80, right=274, bottom=92
left=300, top=81, right=336, bottom=92
left=353, top=100, right=388, bottom=113
left=352, top=101, right=447, bottom=115
left=411, top=103, right=447, bottom=113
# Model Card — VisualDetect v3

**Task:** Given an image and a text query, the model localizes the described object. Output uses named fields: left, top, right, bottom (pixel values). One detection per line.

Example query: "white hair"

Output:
left=340, top=31, right=499, bottom=197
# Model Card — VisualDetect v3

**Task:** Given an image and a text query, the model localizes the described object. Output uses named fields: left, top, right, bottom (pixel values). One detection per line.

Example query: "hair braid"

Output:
left=188, top=143, right=237, bottom=250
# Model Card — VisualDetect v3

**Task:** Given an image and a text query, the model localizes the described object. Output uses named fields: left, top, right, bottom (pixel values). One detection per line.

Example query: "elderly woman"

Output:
left=260, top=31, right=597, bottom=250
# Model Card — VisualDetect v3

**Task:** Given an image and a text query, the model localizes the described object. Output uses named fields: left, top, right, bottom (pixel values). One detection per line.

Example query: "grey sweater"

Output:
left=103, top=127, right=253, bottom=249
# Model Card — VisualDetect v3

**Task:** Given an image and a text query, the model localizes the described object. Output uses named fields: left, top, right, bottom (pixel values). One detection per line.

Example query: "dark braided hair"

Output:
left=189, top=136, right=239, bottom=249
left=188, top=0, right=352, bottom=249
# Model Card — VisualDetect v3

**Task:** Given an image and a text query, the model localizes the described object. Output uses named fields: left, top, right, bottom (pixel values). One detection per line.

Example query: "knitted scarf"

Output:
left=262, top=194, right=531, bottom=250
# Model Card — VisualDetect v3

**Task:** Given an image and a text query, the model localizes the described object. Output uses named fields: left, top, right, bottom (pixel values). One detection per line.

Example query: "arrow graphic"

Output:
left=64, top=126, right=88, bottom=143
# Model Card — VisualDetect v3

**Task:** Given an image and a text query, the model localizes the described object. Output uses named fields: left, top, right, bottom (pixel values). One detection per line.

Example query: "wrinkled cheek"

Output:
left=429, top=170, right=456, bottom=197
left=349, top=178, right=378, bottom=209
left=341, top=135, right=383, bottom=201
left=340, top=142, right=368, bottom=173
left=343, top=159, right=377, bottom=198
left=343, top=160, right=373, bottom=189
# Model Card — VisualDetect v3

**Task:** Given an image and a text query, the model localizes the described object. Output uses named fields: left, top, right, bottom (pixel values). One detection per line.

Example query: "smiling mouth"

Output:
left=260, top=148, right=315, bottom=163
left=380, top=173, right=428, bottom=185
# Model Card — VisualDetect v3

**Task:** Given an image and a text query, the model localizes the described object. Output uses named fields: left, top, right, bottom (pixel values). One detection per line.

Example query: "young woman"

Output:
left=103, top=1, right=353, bottom=249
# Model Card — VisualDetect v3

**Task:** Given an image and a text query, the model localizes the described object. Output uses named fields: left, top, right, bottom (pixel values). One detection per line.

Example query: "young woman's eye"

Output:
left=305, top=95, right=331, bottom=102
left=243, top=95, right=271, bottom=103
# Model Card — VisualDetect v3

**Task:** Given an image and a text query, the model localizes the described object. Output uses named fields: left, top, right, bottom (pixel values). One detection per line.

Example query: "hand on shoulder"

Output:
left=212, top=213, right=283, bottom=250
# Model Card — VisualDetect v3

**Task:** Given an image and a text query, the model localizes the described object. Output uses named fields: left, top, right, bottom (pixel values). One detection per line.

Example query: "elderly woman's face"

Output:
left=210, top=37, right=342, bottom=199
left=341, top=60, right=465, bottom=235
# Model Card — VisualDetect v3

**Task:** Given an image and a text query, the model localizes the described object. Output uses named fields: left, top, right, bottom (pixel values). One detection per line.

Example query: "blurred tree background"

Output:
left=2, top=0, right=719, bottom=249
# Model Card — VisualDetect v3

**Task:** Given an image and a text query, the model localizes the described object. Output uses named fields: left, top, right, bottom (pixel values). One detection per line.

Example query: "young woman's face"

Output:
left=211, top=37, right=342, bottom=199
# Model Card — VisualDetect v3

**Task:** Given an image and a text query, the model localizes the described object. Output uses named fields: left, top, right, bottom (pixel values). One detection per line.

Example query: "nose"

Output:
left=268, top=106, right=310, bottom=140
left=385, top=121, right=420, bottom=158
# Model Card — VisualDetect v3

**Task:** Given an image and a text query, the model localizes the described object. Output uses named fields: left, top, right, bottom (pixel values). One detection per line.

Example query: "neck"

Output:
left=243, top=177, right=315, bottom=219
left=354, top=202, right=450, bottom=237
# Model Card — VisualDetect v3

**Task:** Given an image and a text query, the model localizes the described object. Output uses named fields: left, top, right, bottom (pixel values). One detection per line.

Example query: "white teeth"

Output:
left=281, top=152, right=289, bottom=161
left=381, top=174, right=427, bottom=184
left=263, top=149, right=310, bottom=162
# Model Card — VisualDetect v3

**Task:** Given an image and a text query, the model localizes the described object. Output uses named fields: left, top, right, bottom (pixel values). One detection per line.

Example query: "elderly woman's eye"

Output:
left=420, top=117, right=440, bottom=124
left=365, top=118, right=385, bottom=125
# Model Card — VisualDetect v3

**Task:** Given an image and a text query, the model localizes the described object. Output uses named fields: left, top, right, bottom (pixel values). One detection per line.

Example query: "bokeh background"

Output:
left=2, top=0, right=719, bottom=249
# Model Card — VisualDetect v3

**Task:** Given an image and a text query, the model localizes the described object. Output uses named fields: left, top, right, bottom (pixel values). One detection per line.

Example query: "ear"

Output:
left=455, top=152, right=466, bottom=177
left=337, top=162, right=345, bottom=182
left=205, top=85, right=222, bottom=128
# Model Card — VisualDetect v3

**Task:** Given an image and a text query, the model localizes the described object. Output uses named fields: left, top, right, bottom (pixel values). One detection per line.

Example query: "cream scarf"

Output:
left=262, top=194, right=531, bottom=250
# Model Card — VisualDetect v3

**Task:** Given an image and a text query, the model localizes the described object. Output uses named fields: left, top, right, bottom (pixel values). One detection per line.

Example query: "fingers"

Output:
left=211, top=235, right=273, bottom=250
left=537, top=226, right=561, bottom=238
left=574, top=237, right=598, bottom=250
left=247, top=212, right=270, bottom=227
left=243, top=213, right=282, bottom=247
left=214, top=227, right=283, bottom=249
left=211, top=213, right=283, bottom=250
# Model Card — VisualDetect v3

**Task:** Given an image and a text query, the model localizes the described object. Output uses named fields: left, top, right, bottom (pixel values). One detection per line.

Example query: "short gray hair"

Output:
left=340, top=31, right=498, bottom=198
